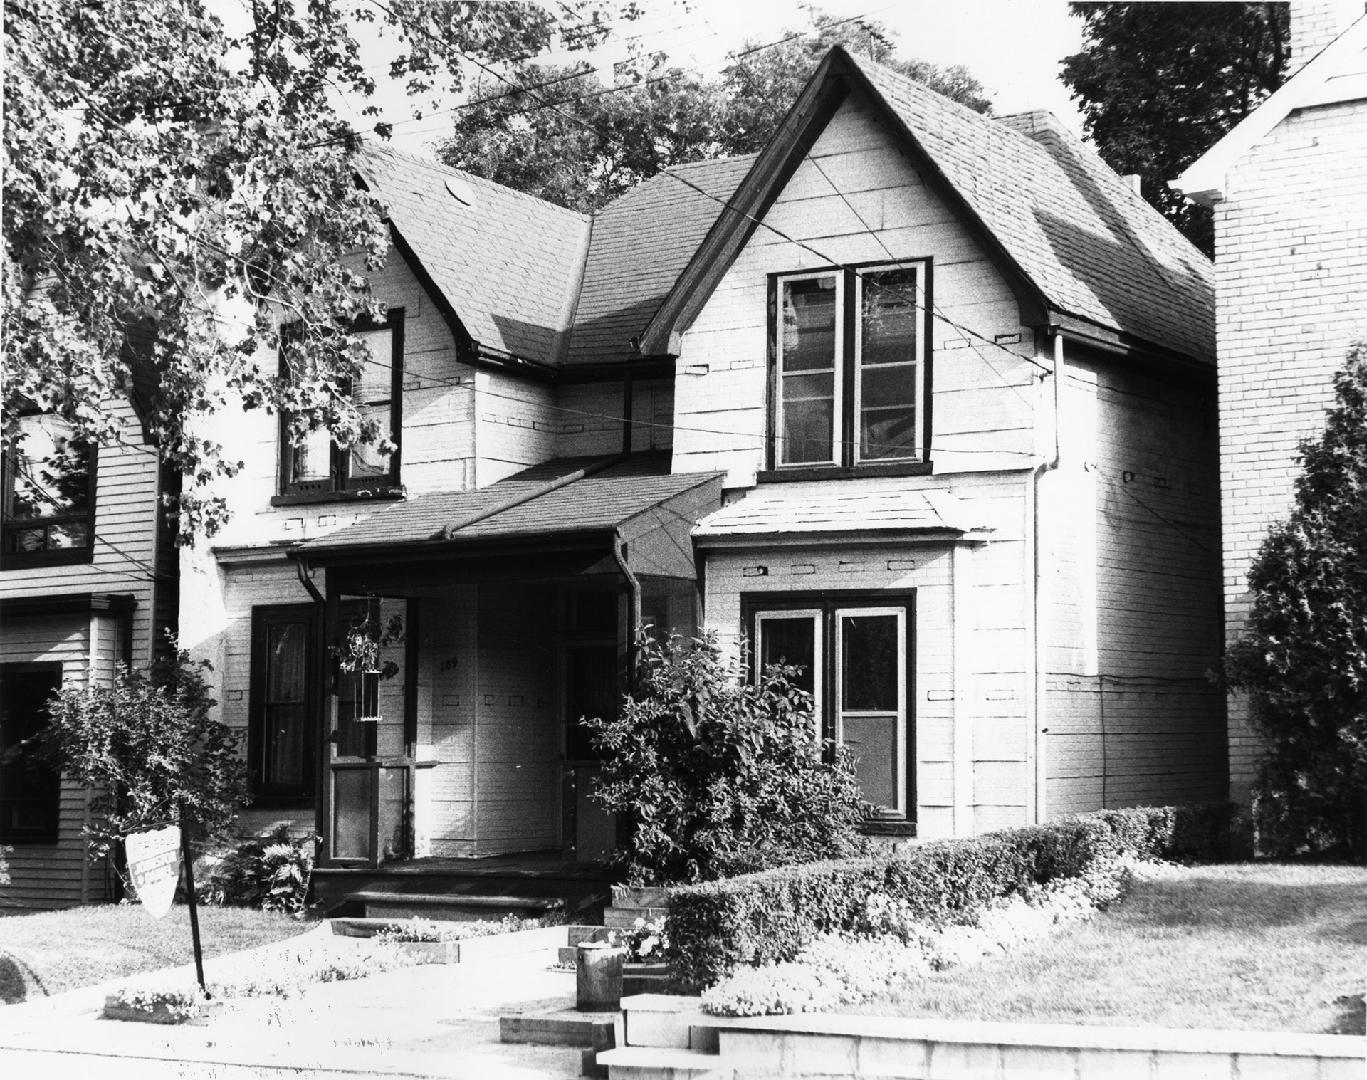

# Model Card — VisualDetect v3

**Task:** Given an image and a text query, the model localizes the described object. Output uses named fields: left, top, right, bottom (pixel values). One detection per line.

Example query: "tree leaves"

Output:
left=1061, top=2, right=1289, bottom=255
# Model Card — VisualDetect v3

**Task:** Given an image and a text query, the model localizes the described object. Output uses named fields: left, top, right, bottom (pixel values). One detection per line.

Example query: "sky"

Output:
left=207, top=0, right=1091, bottom=158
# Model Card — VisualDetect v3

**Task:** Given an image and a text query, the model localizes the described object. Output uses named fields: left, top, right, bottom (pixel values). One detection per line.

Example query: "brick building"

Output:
left=1174, top=0, right=1367, bottom=801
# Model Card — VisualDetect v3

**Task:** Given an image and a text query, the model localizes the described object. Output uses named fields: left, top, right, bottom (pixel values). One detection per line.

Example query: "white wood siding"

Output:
left=1042, top=350, right=1225, bottom=815
left=673, top=91, right=1038, bottom=486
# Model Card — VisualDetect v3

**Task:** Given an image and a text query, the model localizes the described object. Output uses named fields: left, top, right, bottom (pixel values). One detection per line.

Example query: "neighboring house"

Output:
left=0, top=337, right=180, bottom=909
left=1173, top=0, right=1367, bottom=803
left=172, top=45, right=1224, bottom=903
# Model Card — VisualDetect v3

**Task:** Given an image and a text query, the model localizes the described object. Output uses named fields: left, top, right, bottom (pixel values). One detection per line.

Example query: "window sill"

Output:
left=271, top=487, right=405, bottom=507
left=0, top=833, right=60, bottom=846
left=757, top=461, right=932, bottom=484
left=249, top=794, right=315, bottom=810
left=0, top=547, right=95, bottom=570
left=859, top=818, right=917, bottom=838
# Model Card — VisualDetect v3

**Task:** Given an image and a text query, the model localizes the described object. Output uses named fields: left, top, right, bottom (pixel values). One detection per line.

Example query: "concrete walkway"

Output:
left=0, top=931, right=586, bottom=1079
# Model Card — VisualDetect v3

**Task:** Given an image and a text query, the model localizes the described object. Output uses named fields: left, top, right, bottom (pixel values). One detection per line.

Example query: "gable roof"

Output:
left=1173, top=14, right=1367, bottom=205
left=567, top=155, right=756, bottom=364
left=636, top=47, right=1214, bottom=364
left=360, top=146, right=590, bottom=365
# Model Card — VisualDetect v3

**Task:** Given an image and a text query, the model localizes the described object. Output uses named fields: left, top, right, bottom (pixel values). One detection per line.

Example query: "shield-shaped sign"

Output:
left=125, top=825, right=182, bottom=918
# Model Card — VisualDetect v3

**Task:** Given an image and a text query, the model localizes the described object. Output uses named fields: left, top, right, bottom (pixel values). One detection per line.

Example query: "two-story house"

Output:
left=176, top=46, right=1225, bottom=908
left=0, top=334, right=180, bottom=909
left=1173, top=0, right=1367, bottom=804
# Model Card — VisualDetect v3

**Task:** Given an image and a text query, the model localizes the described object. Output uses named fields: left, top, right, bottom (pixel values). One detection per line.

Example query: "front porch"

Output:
left=272, top=456, right=724, bottom=907
left=312, top=850, right=618, bottom=922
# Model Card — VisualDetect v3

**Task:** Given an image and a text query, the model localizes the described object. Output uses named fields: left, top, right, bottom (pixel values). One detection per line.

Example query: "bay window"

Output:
left=772, top=262, right=929, bottom=470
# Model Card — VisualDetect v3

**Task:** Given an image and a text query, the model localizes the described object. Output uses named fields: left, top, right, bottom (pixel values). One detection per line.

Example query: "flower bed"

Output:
left=667, top=804, right=1233, bottom=992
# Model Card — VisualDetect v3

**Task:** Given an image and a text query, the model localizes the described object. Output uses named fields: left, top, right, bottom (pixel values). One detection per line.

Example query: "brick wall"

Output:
left=1215, top=97, right=1367, bottom=798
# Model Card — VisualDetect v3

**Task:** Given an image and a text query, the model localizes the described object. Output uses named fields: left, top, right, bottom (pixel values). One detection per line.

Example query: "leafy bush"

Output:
left=667, top=804, right=1231, bottom=991
left=1226, top=343, right=1367, bottom=858
left=40, top=649, right=247, bottom=855
left=377, top=914, right=545, bottom=943
left=585, top=632, right=868, bottom=886
left=199, top=825, right=315, bottom=916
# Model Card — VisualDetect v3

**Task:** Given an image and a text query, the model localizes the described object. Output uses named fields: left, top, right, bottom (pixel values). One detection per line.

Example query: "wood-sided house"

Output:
left=168, top=46, right=1226, bottom=904
left=0, top=336, right=180, bottom=910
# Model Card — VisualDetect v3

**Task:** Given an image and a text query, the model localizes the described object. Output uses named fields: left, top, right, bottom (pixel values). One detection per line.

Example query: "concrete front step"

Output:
left=349, top=890, right=565, bottom=920
left=499, top=1007, right=617, bottom=1048
left=597, top=1046, right=722, bottom=1080
left=620, top=995, right=719, bottom=1051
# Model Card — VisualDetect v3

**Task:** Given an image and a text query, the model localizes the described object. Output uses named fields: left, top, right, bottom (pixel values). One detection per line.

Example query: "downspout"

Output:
left=296, top=556, right=324, bottom=604
left=1031, top=327, right=1065, bottom=824
left=613, top=529, right=642, bottom=685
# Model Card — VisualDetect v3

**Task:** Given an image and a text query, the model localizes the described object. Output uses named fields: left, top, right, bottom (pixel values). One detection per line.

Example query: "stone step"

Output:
left=621, top=995, right=719, bottom=1051
left=597, top=1046, right=722, bottom=1080
left=499, top=1007, right=617, bottom=1048
left=349, top=890, right=565, bottom=921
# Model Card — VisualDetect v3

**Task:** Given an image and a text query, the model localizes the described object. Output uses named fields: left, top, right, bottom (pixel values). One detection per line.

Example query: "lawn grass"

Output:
left=853, top=863, right=1367, bottom=1035
left=0, top=903, right=308, bottom=1004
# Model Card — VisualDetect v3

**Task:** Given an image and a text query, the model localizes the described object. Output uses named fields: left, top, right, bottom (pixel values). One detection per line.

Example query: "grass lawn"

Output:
left=0, top=903, right=308, bottom=1004
left=854, top=863, right=1367, bottom=1035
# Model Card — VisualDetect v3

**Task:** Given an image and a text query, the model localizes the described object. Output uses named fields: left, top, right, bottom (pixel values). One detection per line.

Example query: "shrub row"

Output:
left=665, top=804, right=1233, bottom=991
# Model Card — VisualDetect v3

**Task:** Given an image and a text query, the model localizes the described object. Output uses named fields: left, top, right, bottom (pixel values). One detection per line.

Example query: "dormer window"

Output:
left=280, top=310, right=404, bottom=499
left=771, top=262, right=929, bottom=470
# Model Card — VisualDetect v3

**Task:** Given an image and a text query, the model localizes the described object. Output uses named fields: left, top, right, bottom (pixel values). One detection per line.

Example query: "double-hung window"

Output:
left=280, top=310, right=404, bottom=498
left=772, top=262, right=928, bottom=470
left=749, top=595, right=914, bottom=818
left=1, top=413, right=96, bottom=564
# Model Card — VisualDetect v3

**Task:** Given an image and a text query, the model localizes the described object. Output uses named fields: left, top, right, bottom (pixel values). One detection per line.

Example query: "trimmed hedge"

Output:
left=665, top=804, right=1233, bottom=991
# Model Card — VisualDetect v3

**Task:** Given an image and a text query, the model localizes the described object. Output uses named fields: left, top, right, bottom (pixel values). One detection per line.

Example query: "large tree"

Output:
left=438, top=8, right=991, bottom=213
left=1062, top=2, right=1288, bottom=255
left=1225, top=344, right=1367, bottom=858
left=2, top=0, right=630, bottom=539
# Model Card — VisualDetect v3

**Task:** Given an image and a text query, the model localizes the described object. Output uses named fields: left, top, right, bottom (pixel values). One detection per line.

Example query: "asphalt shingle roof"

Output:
left=300, top=454, right=722, bottom=552
left=567, top=155, right=757, bottom=364
left=361, top=146, right=590, bottom=364
left=853, top=55, right=1214, bottom=361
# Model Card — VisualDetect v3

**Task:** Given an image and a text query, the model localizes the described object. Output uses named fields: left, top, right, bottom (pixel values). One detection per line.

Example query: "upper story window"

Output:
left=1, top=413, right=96, bottom=565
left=280, top=310, right=404, bottom=499
left=771, top=262, right=929, bottom=471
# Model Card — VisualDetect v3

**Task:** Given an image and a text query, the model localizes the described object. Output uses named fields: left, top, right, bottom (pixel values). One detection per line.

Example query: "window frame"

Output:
left=742, top=590, right=916, bottom=820
left=0, top=412, right=98, bottom=568
left=277, top=308, right=405, bottom=502
left=0, top=662, right=64, bottom=844
left=249, top=604, right=318, bottom=808
left=765, top=260, right=933, bottom=478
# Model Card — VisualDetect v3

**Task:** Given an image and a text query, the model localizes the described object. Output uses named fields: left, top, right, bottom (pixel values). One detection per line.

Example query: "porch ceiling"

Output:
left=297, top=454, right=724, bottom=570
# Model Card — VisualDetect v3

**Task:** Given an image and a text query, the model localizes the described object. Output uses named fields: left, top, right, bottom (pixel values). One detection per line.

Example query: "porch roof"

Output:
left=692, top=484, right=992, bottom=545
left=297, top=454, right=724, bottom=561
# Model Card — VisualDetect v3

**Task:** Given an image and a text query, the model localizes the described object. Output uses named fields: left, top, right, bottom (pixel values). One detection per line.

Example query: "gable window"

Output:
left=771, top=262, right=929, bottom=470
left=1, top=414, right=96, bottom=565
left=280, top=310, right=404, bottom=498
left=0, top=663, right=63, bottom=843
left=748, top=594, right=914, bottom=818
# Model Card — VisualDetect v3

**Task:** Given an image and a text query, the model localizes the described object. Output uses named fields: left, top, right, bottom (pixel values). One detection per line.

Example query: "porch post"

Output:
left=317, top=574, right=340, bottom=862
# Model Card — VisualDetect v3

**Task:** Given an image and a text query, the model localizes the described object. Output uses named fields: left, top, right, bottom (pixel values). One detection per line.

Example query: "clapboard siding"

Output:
left=0, top=617, right=119, bottom=910
left=0, top=394, right=166, bottom=908
left=1043, top=348, right=1225, bottom=815
left=673, top=90, right=1037, bottom=486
